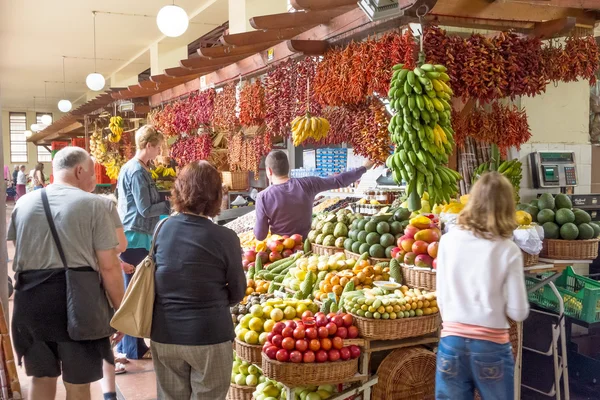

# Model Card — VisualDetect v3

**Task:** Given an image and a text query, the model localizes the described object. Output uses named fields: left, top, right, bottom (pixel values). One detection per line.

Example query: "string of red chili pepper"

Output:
left=189, top=89, right=215, bottom=127
left=349, top=99, right=391, bottom=165
left=170, top=134, right=212, bottom=167
left=292, top=57, right=322, bottom=117
left=264, top=60, right=295, bottom=138
left=239, top=80, right=266, bottom=127
left=212, top=83, right=238, bottom=132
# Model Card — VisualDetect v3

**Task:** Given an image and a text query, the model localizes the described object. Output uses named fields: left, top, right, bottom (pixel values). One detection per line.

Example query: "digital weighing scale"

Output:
left=529, top=151, right=578, bottom=189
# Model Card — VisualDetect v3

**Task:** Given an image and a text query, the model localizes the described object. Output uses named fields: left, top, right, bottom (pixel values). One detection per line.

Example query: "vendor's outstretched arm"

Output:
left=307, top=161, right=372, bottom=195
left=254, top=196, right=270, bottom=241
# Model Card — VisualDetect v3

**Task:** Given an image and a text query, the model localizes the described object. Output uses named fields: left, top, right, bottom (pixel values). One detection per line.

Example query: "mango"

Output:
left=414, top=229, right=440, bottom=243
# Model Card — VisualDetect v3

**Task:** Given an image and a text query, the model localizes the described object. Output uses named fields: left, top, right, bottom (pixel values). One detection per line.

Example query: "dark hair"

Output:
left=170, top=161, right=223, bottom=217
left=265, top=150, right=290, bottom=177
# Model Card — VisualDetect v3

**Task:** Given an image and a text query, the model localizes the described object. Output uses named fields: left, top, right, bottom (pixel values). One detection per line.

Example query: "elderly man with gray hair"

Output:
left=8, top=147, right=124, bottom=400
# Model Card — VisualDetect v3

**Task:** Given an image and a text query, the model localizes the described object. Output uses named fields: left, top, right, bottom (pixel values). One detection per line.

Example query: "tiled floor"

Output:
left=5, top=201, right=159, bottom=400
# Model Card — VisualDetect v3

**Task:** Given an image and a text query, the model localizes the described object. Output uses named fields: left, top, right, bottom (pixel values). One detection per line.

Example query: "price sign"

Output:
left=267, top=48, right=275, bottom=62
left=200, top=76, right=207, bottom=89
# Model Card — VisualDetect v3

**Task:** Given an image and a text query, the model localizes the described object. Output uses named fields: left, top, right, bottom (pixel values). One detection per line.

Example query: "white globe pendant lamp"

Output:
left=58, top=56, right=73, bottom=112
left=86, top=12, right=105, bottom=91
left=41, top=114, right=53, bottom=125
left=157, top=3, right=189, bottom=37
left=24, top=130, right=33, bottom=139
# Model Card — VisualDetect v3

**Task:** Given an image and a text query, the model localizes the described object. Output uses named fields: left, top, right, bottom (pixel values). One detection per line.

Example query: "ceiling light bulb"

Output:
left=41, top=114, right=53, bottom=125
left=86, top=73, right=105, bottom=91
left=157, top=5, right=189, bottom=38
left=24, top=130, right=33, bottom=138
left=31, top=124, right=43, bottom=132
left=58, top=99, right=72, bottom=112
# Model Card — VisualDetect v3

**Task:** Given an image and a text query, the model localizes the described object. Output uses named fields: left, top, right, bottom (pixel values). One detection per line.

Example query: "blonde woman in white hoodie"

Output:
left=436, top=172, right=529, bottom=400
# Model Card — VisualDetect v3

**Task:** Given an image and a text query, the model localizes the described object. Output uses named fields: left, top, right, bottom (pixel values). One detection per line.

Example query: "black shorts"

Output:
left=23, top=339, right=114, bottom=385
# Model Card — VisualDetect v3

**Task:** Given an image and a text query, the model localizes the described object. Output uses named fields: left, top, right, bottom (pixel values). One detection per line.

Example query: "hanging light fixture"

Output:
left=40, top=82, right=53, bottom=125
left=30, top=97, right=38, bottom=131
left=58, top=56, right=72, bottom=112
left=157, top=1, right=189, bottom=38
left=24, top=130, right=33, bottom=139
left=86, top=12, right=105, bottom=91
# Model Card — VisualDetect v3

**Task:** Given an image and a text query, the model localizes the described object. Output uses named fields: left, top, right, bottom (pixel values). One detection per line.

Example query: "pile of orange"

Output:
left=314, top=261, right=391, bottom=302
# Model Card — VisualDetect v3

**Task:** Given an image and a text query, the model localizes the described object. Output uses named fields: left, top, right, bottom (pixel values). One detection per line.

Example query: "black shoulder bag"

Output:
left=41, top=189, right=115, bottom=341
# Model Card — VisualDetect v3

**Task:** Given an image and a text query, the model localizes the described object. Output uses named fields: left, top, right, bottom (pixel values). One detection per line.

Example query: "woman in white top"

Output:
left=436, top=172, right=529, bottom=400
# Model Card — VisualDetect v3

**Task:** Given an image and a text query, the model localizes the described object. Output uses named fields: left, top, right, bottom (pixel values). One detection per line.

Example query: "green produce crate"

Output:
left=525, top=266, right=600, bottom=324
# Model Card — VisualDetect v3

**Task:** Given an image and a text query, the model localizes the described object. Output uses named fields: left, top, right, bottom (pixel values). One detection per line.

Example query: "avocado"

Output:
left=390, top=221, right=403, bottom=235
left=369, top=244, right=386, bottom=258
left=359, top=243, right=371, bottom=254
left=385, top=245, right=395, bottom=258
left=380, top=233, right=396, bottom=248
left=538, top=193, right=556, bottom=211
left=366, top=232, right=381, bottom=246
left=357, top=231, right=368, bottom=243
left=537, top=209, right=556, bottom=225
left=351, top=241, right=362, bottom=254
left=524, top=205, right=539, bottom=223
left=516, top=203, right=529, bottom=211
left=542, top=222, right=560, bottom=239
left=394, top=208, right=411, bottom=222
left=530, top=199, right=539, bottom=208
left=577, top=223, right=595, bottom=240
left=357, top=220, right=368, bottom=231
left=555, top=209, right=575, bottom=226
left=376, top=221, right=391, bottom=235
left=589, top=222, right=600, bottom=238
left=555, top=193, right=572, bottom=210
left=559, top=223, right=579, bottom=240
left=344, top=238, right=354, bottom=250
left=573, top=209, right=592, bottom=225
left=365, top=221, right=378, bottom=233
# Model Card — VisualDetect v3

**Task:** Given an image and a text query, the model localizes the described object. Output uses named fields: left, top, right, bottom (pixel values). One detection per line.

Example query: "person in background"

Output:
left=33, top=163, right=45, bottom=190
left=12, top=165, right=19, bottom=188
left=116, top=125, right=170, bottom=361
left=9, top=147, right=124, bottom=400
left=435, top=172, right=529, bottom=400
left=151, top=161, right=245, bottom=400
left=16, top=165, right=27, bottom=200
left=254, top=150, right=374, bottom=241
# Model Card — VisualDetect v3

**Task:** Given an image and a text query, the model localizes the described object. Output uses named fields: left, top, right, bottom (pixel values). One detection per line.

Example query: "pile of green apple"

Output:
left=253, top=378, right=285, bottom=400
left=293, top=384, right=336, bottom=399
left=231, top=351, right=265, bottom=387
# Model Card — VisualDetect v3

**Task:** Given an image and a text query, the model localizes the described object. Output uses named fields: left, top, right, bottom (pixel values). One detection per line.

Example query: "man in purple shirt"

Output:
left=254, top=151, right=373, bottom=241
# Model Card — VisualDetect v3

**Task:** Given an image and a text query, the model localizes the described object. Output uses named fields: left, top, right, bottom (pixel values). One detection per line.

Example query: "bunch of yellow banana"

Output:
left=154, top=165, right=176, bottom=178
left=108, top=116, right=124, bottom=143
left=290, top=113, right=330, bottom=146
left=386, top=62, right=461, bottom=208
left=104, top=159, right=121, bottom=180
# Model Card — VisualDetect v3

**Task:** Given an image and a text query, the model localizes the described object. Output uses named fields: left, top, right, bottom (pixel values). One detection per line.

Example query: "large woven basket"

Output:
left=353, top=314, right=440, bottom=341
left=401, top=265, right=436, bottom=291
left=521, top=250, right=539, bottom=267
left=222, top=171, right=249, bottom=190
left=234, top=339, right=262, bottom=365
left=261, top=353, right=358, bottom=386
left=372, top=347, right=436, bottom=400
left=539, top=238, right=599, bottom=260
left=227, top=383, right=254, bottom=400
left=312, top=243, right=344, bottom=256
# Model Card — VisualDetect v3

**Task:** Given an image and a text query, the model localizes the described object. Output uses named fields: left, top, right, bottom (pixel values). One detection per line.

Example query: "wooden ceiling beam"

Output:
left=530, top=17, right=577, bottom=39
left=505, top=0, right=600, bottom=9
left=221, top=27, right=309, bottom=47
left=286, top=40, right=330, bottom=55
left=249, top=8, right=353, bottom=30
left=198, top=40, right=281, bottom=58
left=290, top=0, right=358, bottom=11
left=180, top=53, right=248, bottom=69
left=164, top=66, right=219, bottom=78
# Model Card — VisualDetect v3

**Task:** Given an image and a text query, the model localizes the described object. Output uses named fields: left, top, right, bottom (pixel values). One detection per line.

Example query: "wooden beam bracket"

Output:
left=286, top=39, right=330, bottom=55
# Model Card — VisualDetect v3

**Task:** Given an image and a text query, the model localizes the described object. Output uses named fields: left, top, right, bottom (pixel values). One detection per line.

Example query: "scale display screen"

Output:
left=544, top=166, right=559, bottom=182
left=539, top=152, right=575, bottom=163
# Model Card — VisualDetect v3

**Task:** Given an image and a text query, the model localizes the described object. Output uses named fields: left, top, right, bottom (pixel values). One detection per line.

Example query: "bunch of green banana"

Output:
left=385, top=62, right=461, bottom=208
left=472, top=159, right=523, bottom=202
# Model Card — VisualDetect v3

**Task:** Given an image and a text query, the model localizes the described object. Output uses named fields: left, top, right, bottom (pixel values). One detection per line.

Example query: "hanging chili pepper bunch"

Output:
left=349, top=98, right=391, bottom=165
left=292, top=57, right=322, bottom=117
left=543, top=35, right=599, bottom=84
left=239, top=80, right=266, bottom=127
left=189, top=89, right=216, bottom=127
left=264, top=60, right=295, bottom=138
left=302, top=106, right=352, bottom=146
left=227, top=132, right=244, bottom=171
left=170, top=133, right=213, bottom=167
left=212, top=83, right=238, bottom=132
left=226, top=128, right=270, bottom=175
left=452, top=103, right=531, bottom=156
left=148, top=106, right=177, bottom=137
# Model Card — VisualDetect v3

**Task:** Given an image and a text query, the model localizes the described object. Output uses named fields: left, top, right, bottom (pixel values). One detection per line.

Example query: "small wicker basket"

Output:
left=539, top=238, right=599, bottom=260
left=222, top=171, right=249, bottom=190
left=234, top=339, right=262, bottom=365
left=372, top=347, right=436, bottom=400
left=227, top=383, right=254, bottom=400
left=312, top=243, right=344, bottom=256
left=521, top=250, right=539, bottom=267
left=261, top=353, right=358, bottom=386
left=353, top=314, right=440, bottom=341
left=401, top=265, right=436, bottom=291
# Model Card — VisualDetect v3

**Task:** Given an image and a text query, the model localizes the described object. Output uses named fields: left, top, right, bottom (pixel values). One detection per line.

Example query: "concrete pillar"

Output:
left=228, top=0, right=289, bottom=34
left=150, top=42, right=188, bottom=76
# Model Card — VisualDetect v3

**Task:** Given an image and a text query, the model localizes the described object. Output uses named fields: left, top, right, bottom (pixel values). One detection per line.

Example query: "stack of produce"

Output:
left=472, top=145, right=523, bottom=202
left=285, top=253, right=354, bottom=298
left=234, top=299, right=319, bottom=346
left=397, top=192, right=434, bottom=215
left=231, top=293, right=272, bottom=325
left=262, top=313, right=361, bottom=364
left=386, top=63, right=461, bottom=210
left=231, top=351, right=265, bottom=387
left=252, top=378, right=285, bottom=400
left=245, top=280, right=271, bottom=296
left=291, top=113, right=331, bottom=146
left=394, top=215, right=441, bottom=270
left=308, top=210, right=360, bottom=248
left=313, top=197, right=361, bottom=213
left=534, top=194, right=600, bottom=240
left=344, top=209, right=411, bottom=258
left=243, top=234, right=305, bottom=273
left=343, top=287, right=439, bottom=320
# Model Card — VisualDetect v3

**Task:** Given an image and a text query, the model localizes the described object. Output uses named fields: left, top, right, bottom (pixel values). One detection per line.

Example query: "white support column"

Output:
left=150, top=42, right=188, bottom=76
left=228, top=0, right=289, bottom=34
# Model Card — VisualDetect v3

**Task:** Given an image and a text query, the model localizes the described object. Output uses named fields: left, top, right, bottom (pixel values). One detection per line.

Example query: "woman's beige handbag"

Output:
left=110, top=218, right=168, bottom=338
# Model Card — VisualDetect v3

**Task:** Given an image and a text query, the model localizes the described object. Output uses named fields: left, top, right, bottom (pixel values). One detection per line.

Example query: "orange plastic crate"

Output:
left=95, top=163, right=114, bottom=184
left=71, top=138, right=87, bottom=149
left=51, top=141, right=70, bottom=151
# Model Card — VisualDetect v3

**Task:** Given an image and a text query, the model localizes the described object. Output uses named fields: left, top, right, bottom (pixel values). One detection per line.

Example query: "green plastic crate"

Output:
left=525, top=266, right=600, bottom=324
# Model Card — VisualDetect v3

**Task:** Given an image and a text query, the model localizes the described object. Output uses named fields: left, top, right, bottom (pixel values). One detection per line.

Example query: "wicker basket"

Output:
left=222, top=171, right=249, bottom=190
left=522, top=250, right=539, bottom=267
left=227, top=383, right=254, bottom=400
left=372, top=347, right=436, bottom=400
left=312, top=243, right=344, bottom=256
left=261, top=353, right=358, bottom=386
left=234, top=339, right=262, bottom=365
left=540, top=238, right=599, bottom=260
left=400, top=265, right=436, bottom=291
left=353, top=314, right=440, bottom=341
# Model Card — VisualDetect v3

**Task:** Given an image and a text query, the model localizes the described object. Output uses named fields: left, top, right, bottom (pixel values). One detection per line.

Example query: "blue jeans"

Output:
left=436, top=336, right=514, bottom=400
left=116, top=247, right=150, bottom=359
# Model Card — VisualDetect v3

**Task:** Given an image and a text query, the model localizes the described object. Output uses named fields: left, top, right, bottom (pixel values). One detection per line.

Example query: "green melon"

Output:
left=365, top=221, right=378, bottom=233
left=555, top=209, right=575, bottom=226
left=376, top=221, right=391, bottom=235
left=555, top=193, right=572, bottom=210
left=577, top=223, right=595, bottom=240
left=380, top=233, right=395, bottom=248
left=537, top=209, right=556, bottom=225
left=357, top=231, right=368, bottom=243
left=357, top=220, right=368, bottom=231
left=538, top=193, right=556, bottom=211
left=344, top=238, right=354, bottom=250
left=359, top=243, right=371, bottom=254
left=573, top=209, right=592, bottom=225
left=351, top=241, right=362, bottom=254
left=366, top=232, right=381, bottom=246
left=530, top=199, right=539, bottom=208
left=542, top=222, right=560, bottom=239
left=589, top=222, right=600, bottom=238
left=369, top=244, right=386, bottom=258
left=390, top=221, right=403, bottom=235
left=559, top=223, right=579, bottom=240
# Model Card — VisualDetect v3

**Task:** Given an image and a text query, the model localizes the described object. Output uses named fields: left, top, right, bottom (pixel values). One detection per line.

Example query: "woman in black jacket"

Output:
left=151, top=161, right=246, bottom=400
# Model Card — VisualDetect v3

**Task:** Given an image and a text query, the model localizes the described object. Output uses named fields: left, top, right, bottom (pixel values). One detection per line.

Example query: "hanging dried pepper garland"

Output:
left=292, top=57, right=322, bottom=117
left=212, top=83, right=238, bottom=132
left=545, top=35, right=599, bottom=84
left=227, top=128, right=271, bottom=175
left=239, top=80, right=266, bottom=127
left=264, top=60, right=295, bottom=138
left=189, top=89, right=215, bottom=127
left=170, top=134, right=213, bottom=167
left=349, top=99, right=391, bottom=165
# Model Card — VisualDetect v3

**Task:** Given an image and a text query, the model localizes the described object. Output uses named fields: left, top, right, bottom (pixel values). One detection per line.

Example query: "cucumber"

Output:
left=304, top=238, right=311, bottom=253
left=266, top=255, right=295, bottom=271
left=254, top=256, right=263, bottom=273
left=358, top=252, right=369, bottom=262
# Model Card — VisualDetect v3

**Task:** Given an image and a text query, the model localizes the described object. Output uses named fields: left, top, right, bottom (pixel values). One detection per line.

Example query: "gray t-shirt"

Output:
left=8, top=184, right=119, bottom=272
